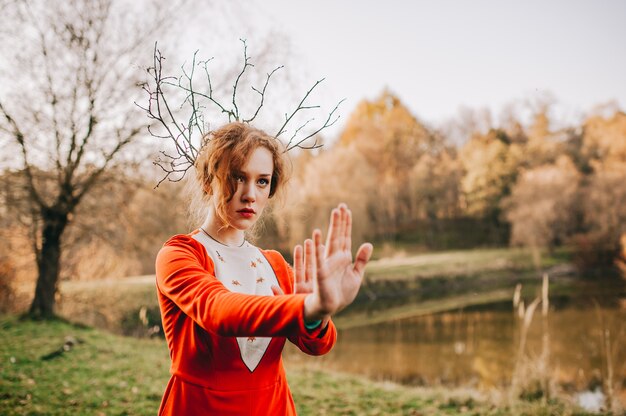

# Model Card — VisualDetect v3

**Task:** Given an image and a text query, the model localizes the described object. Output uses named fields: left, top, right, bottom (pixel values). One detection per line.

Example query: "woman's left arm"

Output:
left=265, top=242, right=338, bottom=356
left=287, top=315, right=337, bottom=356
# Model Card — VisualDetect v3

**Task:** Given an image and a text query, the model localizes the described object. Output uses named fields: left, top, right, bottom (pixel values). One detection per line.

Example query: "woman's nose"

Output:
left=241, top=182, right=256, bottom=201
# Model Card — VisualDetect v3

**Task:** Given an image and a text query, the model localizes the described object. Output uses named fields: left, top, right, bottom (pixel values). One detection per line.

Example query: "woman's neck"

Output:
left=201, top=209, right=245, bottom=247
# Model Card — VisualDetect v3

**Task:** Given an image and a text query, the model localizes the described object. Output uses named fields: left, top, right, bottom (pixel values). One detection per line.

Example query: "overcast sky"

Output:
left=230, top=0, right=626, bottom=137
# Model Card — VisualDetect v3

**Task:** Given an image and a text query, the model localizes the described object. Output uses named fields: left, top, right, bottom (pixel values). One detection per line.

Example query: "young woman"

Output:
left=155, top=122, right=373, bottom=415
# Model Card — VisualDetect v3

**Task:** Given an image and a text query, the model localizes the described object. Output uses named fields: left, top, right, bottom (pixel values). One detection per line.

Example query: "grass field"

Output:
left=364, top=247, right=570, bottom=281
left=0, top=317, right=602, bottom=415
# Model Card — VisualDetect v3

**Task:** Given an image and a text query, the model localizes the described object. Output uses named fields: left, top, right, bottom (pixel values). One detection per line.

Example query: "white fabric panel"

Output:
left=193, top=231, right=280, bottom=372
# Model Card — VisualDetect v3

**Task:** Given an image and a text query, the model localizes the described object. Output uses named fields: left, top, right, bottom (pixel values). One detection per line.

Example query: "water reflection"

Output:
left=285, top=305, right=625, bottom=403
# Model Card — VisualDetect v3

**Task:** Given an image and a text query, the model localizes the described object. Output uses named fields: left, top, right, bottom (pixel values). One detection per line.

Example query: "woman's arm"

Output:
left=157, top=203, right=372, bottom=339
left=266, top=247, right=338, bottom=355
left=156, top=236, right=308, bottom=337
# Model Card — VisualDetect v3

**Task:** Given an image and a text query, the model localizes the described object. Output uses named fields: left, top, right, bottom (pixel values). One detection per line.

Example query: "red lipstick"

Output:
left=237, top=208, right=255, bottom=218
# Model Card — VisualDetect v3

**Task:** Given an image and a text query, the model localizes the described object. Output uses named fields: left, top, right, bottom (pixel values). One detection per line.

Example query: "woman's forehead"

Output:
left=240, top=147, right=274, bottom=174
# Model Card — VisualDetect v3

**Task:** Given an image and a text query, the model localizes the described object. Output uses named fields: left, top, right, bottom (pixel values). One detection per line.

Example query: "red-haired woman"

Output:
left=155, top=122, right=373, bottom=415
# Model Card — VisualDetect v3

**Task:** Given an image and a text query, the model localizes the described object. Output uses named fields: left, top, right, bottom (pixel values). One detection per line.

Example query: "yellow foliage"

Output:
left=459, top=130, right=522, bottom=216
left=409, top=150, right=462, bottom=220
left=582, top=112, right=626, bottom=165
left=338, top=90, right=434, bottom=177
left=524, top=111, right=562, bottom=167
left=276, top=145, right=378, bottom=248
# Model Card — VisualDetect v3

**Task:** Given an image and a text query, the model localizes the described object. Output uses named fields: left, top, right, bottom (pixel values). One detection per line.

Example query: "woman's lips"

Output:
left=237, top=209, right=255, bottom=218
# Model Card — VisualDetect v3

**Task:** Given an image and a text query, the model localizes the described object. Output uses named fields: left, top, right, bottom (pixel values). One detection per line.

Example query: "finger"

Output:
left=304, top=238, right=315, bottom=284
left=324, top=208, right=339, bottom=257
left=293, top=244, right=304, bottom=285
left=271, top=285, right=285, bottom=296
left=326, top=208, right=342, bottom=257
left=343, top=207, right=352, bottom=253
left=353, top=243, right=373, bottom=276
left=313, top=229, right=324, bottom=273
left=337, top=204, right=347, bottom=252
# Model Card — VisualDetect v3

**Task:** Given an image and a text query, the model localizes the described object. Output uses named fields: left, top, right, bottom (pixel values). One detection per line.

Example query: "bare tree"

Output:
left=0, top=0, right=181, bottom=318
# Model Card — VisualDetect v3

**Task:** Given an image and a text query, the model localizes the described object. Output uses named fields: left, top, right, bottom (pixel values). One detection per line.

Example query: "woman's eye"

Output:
left=235, top=175, right=245, bottom=183
left=258, top=178, right=269, bottom=186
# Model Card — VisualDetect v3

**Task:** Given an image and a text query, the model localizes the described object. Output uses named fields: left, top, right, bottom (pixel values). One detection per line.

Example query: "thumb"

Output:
left=271, top=285, right=285, bottom=296
left=353, top=243, right=373, bottom=276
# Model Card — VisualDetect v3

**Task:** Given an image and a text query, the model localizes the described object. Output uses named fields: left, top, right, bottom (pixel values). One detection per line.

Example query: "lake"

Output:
left=285, top=296, right=626, bottom=408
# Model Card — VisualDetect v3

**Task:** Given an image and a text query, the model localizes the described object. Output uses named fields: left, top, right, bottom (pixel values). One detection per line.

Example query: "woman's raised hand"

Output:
left=302, top=204, right=373, bottom=321
left=271, top=239, right=316, bottom=296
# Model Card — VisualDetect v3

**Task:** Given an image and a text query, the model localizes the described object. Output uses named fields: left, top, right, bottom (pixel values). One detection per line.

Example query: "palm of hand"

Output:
left=316, top=249, right=361, bottom=313
left=294, top=204, right=373, bottom=320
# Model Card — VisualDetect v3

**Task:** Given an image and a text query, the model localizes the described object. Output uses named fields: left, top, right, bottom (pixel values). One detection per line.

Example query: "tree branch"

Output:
left=25, top=1, right=64, bottom=177
left=0, top=100, right=45, bottom=208
left=74, top=125, right=142, bottom=204
left=275, top=78, right=324, bottom=139
left=231, top=38, right=254, bottom=122
left=285, top=98, right=345, bottom=151
left=243, top=64, right=283, bottom=123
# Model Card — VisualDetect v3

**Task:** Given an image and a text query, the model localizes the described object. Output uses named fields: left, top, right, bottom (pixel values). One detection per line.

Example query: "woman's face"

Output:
left=219, top=146, right=274, bottom=231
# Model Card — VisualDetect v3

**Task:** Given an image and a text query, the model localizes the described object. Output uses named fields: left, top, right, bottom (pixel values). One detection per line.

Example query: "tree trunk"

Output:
left=28, top=212, right=68, bottom=319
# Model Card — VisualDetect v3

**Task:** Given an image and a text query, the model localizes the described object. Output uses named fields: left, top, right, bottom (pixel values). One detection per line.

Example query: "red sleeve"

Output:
left=155, top=235, right=308, bottom=338
left=261, top=250, right=337, bottom=356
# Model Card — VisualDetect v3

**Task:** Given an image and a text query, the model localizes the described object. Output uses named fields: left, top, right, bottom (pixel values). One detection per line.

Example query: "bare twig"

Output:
left=243, top=64, right=284, bottom=123
left=275, top=78, right=323, bottom=139
left=285, top=98, right=345, bottom=152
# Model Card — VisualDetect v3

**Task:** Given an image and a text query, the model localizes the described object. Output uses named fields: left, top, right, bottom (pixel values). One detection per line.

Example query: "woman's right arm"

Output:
left=156, top=236, right=309, bottom=338
left=157, top=203, right=372, bottom=338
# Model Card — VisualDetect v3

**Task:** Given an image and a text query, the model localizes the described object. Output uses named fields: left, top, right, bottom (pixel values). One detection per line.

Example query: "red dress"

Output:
left=155, top=232, right=337, bottom=415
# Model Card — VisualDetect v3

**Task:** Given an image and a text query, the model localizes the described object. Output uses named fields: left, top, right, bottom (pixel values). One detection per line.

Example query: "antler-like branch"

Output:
left=275, top=78, right=324, bottom=139
left=284, top=98, right=345, bottom=152
left=135, top=43, right=198, bottom=185
left=243, top=64, right=284, bottom=123
left=275, top=78, right=345, bottom=151
left=231, top=39, right=252, bottom=121
left=138, top=42, right=343, bottom=186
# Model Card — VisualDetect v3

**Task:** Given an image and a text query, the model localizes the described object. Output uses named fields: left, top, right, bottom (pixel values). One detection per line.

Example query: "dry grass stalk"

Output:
left=510, top=273, right=554, bottom=404
left=539, top=273, right=551, bottom=403
left=593, top=301, right=619, bottom=413
left=510, top=294, right=541, bottom=402
left=513, top=283, right=522, bottom=310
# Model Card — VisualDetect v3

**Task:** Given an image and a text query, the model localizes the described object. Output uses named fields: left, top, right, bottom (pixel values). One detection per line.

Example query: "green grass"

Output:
left=0, top=317, right=601, bottom=415
left=364, top=247, right=571, bottom=281
left=0, top=317, right=169, bottom=415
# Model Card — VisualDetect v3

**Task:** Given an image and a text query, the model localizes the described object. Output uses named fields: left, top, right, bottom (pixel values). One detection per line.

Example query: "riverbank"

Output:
left=46, top=246, right=602, bottom=336
left=0, top=317, right=602, bottom=415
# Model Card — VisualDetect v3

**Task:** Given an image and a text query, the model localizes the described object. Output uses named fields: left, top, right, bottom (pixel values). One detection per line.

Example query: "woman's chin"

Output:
left=230, top=218, right=257, bottom=231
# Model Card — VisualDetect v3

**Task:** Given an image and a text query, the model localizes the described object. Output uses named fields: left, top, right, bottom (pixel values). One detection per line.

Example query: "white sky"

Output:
left=232, top=0, right=626, bottom=138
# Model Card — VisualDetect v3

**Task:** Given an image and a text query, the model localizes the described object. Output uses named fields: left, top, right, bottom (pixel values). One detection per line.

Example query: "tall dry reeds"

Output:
left=509, top=273, right=554, bottom=403
left=593, top=300, right=622, bottom=413
left=539, top=273, right=551, bottom=403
